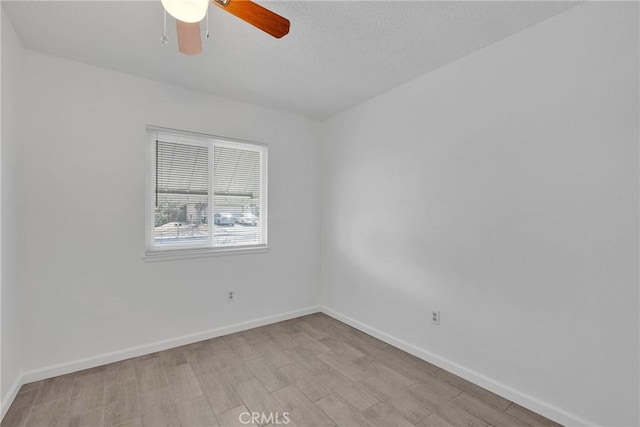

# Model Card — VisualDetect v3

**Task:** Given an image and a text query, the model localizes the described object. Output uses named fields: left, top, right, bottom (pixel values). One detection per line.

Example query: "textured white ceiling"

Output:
left=3, top=1, right=577, bottom=119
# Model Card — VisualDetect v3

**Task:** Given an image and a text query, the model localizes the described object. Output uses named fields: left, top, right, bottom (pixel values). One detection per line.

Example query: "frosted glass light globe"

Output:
left=161, top=0, right=208, bottom=23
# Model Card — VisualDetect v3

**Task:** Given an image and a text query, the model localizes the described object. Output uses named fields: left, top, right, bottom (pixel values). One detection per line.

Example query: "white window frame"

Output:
left=144, top=126, right=268, bottom=261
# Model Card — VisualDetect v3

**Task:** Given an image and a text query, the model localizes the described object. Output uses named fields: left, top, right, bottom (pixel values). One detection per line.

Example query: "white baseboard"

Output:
left=1, top=374, right=23, bottom=420
left=320, top=306, right=593, bottom=427
left=0, top=305, right=320, bottom=422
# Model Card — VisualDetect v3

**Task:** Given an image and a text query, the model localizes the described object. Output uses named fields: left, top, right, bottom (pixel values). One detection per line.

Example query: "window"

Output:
left=146, top=126, right=267, bottom=259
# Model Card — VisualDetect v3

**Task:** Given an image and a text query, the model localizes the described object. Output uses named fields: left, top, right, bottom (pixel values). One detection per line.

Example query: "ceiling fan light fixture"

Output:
left=161, top=0, right=208, bottom=23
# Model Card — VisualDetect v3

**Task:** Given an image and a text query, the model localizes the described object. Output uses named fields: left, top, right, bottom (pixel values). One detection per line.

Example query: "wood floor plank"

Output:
left=104, top=378, right=137, bottom=406
left=315, top=395, right=374, bottom=427
left=174, top=395, right=220, bottom=426
left=18, top=382, right=44, bottom=394
left=263, top=422, right=299, bottom=427
left=209, top=350, right=255, bottom=384
left=267, top=329, right=299, bottom=351
left=315, top=368, right=381, bottom=412
left=186, top=337, right=234, bottom=374
left=140, top=401, right=180, bottom=427
left=259, top=341, right=294, bottom=368
left=202, top=336, right=235, bottom=355
left=113, top=417, right=141, bottom=427
left=272, top=385, right=336, bottom=427
left=73, top=365, right=108, bottom=380
left=134, top=358, right=167, bottom=394
left=216, top=405, right=251, bottom=427
left=361, top=376, right=430, bottom=424
left=416, top=412, right=457, bottom=427
left=264, top=421, right=299, bottom=427
left=1, top=388, right=38, bottom=427
left=332, top=382, right=378, bottom=412
left=284, top=346, right=332, bottom=376
left=291, top=332, right=333, bottom=354
left=370, top=349, right=439, bottom=384
left=452, top=393, right=530, bottom=427
left=407, top=382, right=488, bottom=427
left=306, top=318, right=355, bottom=343
left=334, top=325, right=392, bottom=352
left=225, top=333, right=261, bottom=360
left=67, top=371, right=105, bottom=416
left=103, top=379, right=139, bottom=427
left=104, top=360, right=135, bottom=386
left=297, top=318, right=332, bottom=341
left=278, top=318, right=305, bottom=334
left=158, top=347, right=188, bottom=368
left=362, top=402, right=415, bottom=427
left=318, top=337, right=365, bottom=360
left=333, top=336, right=384, bottom=364
left=314, top=369, right=353, bottom=391
left=138, top=387, right=175, bottom=416
left=433, top=370, right=511, bottom=411
left=24, top=399, right=69, bottom=427
left=162, top=363, right=203, bottom=402
left=186, top=347, right=221, bottom=374
left=67, top=407, right=104, bottom=427
left=356, top=358, right=415, bottom=389
left=390, top=367, right=461, bottom=400
left=198, top=370, right=243, bottom=415
left=316, top=353, right=370, bottom=382
left=239, top=325, right=275, bottom=345
left=279, top=363, right=332, bottom=402
left=234, top=377, right=286, bottom=418
left=33, top=375, right=74, bottom=405
left=245, top=357, right=290, bottom=392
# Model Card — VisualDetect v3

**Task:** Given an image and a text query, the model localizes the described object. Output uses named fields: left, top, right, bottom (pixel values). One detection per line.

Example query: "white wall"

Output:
left=2, top=2, right=638, bottom=425
left=16, top=50, right=321, bottom=376
left=320, top=3, right=638, bottom=426
left=1, top=9, right=24, bottom=415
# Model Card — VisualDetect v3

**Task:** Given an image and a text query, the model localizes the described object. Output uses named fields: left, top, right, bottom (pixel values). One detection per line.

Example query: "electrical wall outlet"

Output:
left=431, top=310, right=440, bottom=325
left=228, top=291, right=235, bottom=302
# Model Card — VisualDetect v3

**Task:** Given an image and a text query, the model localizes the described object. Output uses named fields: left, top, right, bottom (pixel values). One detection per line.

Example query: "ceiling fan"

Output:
left=161, top=0, right=290, bottom=55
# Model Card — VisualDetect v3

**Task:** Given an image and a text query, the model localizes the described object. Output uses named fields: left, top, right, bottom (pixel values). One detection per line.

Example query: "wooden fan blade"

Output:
left=213, top=0, right=290, bottom=39
left=176, top=20, right=202, bottom=55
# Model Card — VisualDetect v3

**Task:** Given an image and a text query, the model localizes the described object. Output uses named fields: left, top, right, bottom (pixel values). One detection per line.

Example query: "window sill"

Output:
left=143, top=245, right=269, bottom=262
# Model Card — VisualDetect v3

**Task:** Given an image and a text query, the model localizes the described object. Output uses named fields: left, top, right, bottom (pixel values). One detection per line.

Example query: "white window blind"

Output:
left=146, top=127, right=267, bottom=257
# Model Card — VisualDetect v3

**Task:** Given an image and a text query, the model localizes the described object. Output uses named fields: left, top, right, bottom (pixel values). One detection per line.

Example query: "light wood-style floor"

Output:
left=2, top=313, right=561, bottom=427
